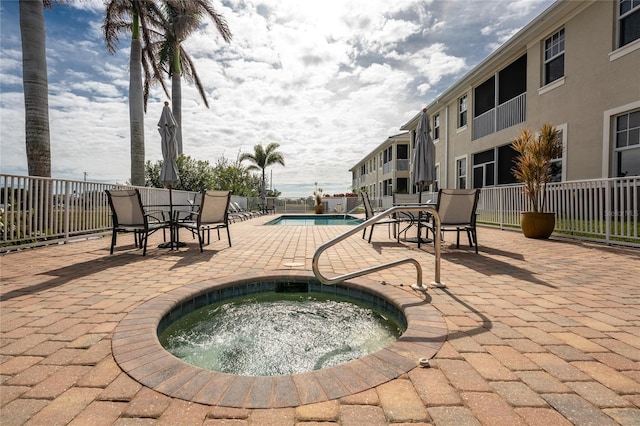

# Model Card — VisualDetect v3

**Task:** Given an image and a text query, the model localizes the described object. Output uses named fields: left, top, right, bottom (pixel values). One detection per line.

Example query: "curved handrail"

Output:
left=312, top=205, right=443, bottom=289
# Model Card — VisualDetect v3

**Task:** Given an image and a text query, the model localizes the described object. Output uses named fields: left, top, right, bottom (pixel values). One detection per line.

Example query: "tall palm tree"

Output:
left=103, top=0, right=168, bottom=186
left=239, top=143, right=285, bottom=208
left=19, top=0, right=52, bottom=177
left=157, top=0, right=232, bottom=155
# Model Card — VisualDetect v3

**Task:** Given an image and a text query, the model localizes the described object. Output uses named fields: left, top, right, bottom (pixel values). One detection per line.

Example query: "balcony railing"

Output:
left=473, top=93, right=526, bottom=140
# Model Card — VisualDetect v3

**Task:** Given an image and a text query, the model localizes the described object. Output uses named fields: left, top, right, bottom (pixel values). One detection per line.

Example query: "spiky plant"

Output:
left=511, top=123, right=562, bottom=213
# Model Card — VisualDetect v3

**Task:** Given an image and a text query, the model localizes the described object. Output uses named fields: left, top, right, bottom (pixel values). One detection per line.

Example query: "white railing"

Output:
left=472, top=93, right=526, bottom=140
left=477, top=177, right=639, bottom=247
left=497, top=93, right=526, bottom=132
left=473, top=108, right=495, bottom=140
left=2, top=174, right=638, bottom=250
left=396, top=159, right=410, bottom=171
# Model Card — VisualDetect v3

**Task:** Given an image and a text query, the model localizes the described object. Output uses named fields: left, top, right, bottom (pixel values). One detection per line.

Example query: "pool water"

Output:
left=266, top=214, right=363, bottom=225
left=158, top=292, right=404, bottom=376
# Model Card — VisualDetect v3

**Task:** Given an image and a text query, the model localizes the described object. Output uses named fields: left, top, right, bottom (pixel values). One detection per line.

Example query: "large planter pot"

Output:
left=314, top=205, right=324, bottom=214
left=520, top=212, right=555, bottom=239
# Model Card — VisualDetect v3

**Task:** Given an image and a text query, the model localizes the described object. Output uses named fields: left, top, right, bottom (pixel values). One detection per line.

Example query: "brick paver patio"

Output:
left=1, top=214, right=639, bottom=425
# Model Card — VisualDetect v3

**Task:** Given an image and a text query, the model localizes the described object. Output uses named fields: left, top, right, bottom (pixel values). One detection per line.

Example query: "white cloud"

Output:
left=0, top=0, right=555, bottom=195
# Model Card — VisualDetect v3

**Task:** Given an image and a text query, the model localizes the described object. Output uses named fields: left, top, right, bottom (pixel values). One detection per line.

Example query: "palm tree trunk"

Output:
left=171, top=61, right=183, bottom=156
left=129, top=37, right=145, bottom=186
left=19, top=0, right=51, bottom=177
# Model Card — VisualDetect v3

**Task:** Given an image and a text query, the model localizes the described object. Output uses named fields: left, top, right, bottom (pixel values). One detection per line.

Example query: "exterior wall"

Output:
left=399, top=0, right=640, bottom=189
left=526, top=1, right=639, bottom=180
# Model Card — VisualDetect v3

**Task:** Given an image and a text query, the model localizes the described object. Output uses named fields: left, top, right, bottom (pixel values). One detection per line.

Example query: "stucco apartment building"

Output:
left=350, top=132, right=413, bottom=199
left=352, top=0, right=640, bottom=194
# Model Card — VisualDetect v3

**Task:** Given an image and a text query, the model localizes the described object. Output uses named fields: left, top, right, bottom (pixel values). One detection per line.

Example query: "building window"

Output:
left=396, top=178, right=409, bottom=194
left=433, top=114, right=440, bottom=140
left=619, top=0, right=640, bottom=48
left=434, top=164, right=440, bottom=191
left=615, top=110, right=640, bottom=177
left=458, top=95, right=467, bottom=128
left=456, top=157, right=467, bottom=189
left=472, top=149, right=495, bottom=188
left=383, top=179, right=393, bottom=196
left=397, top=144, right=409, bottom=171
left=544, top=28, right=564, bottom=85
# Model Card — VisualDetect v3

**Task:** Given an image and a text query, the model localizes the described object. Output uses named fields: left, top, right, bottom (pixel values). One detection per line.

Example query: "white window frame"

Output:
left=543, top=28, right=565, bottom=86
left=455, top=155, right=468, bottom=189
left=602, top=101, right=640, bottom=177
left=613, top=109, right=640, bottom=177
left=617, top=0, right=640, bottom=48
left=433, top=113, right=440, bottom=141
left=458, top=95, right=468, bottom=129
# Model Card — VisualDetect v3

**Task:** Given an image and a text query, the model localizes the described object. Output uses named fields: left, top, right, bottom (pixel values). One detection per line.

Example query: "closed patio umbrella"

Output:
left=413, top=108, right=435, bottom=199
left=410, top=108, right=436, bottom=250
left=158, top=101, right=180, bottom=248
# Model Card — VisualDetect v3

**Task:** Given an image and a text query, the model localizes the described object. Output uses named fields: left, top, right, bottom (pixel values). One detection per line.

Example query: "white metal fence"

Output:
left=376, top=177, right=639, bottom=248
left=1, top=174, right=638, bottom=251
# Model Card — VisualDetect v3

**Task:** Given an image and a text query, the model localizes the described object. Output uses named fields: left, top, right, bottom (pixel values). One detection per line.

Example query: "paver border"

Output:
left=111, top=271, right=447, bottom=408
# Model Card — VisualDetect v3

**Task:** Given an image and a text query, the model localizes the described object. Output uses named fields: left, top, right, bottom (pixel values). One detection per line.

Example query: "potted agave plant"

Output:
left=511, top=123, right=562, bottom=239
left=313, top=183, right=324, bottom=214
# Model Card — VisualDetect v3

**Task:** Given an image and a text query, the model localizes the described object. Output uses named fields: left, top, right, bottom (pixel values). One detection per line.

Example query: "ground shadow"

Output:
left=0, top=244, right=219, bottom=301
left=411, top=242, right=559, bottom=289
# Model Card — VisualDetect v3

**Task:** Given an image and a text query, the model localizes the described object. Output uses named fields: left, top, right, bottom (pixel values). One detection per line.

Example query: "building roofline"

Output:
left=401, top=0, right=593, bottom=130
left=349, top=132, right=409, bottom=171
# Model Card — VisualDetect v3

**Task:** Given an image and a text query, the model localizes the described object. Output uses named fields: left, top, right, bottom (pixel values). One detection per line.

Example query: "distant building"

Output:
left=349, top=133, right=412, bottom=198
left=379, top=0, right=639, bottom=192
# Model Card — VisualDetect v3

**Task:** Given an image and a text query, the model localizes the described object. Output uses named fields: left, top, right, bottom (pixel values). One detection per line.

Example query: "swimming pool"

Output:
left=266, top=214, right=363, bottom=225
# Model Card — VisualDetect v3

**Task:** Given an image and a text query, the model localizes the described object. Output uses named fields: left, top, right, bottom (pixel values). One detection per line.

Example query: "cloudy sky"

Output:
left=0, top=0, right=555, bottom=197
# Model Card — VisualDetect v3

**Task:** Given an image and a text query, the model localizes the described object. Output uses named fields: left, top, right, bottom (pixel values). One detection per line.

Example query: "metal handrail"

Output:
left=312, top=205, right=443, bottom=290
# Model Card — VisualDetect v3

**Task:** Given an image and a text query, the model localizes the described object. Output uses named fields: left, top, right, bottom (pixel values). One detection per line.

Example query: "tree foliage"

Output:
left=239, top=143, right=285, bottom=200
left=145, top=154, right=264, bottom=196
left=156, top=0, right=232, bottom=154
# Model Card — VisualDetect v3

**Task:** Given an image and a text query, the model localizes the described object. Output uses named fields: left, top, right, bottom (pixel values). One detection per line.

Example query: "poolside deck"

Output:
left=1, top=214, right=639, bottom=425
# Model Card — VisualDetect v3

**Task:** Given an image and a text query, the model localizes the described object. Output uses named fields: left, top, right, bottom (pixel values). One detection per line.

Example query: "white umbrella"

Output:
left=158, top=102, right=180, bottom=249
left=411, top=108, right=436, bottom=247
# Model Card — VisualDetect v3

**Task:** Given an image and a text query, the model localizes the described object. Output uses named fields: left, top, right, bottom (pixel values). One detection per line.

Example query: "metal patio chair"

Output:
left=178, top=190, right=232, bottom=252
left=426, top=188, right=480, bottom=253
left=105, top=189, right=168, bottom=256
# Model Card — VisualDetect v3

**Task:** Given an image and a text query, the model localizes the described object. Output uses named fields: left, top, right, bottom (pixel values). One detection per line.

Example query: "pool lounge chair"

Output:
left=105, top=189, right=168, bottom=256
left=178, top=190, right=232, bottom=251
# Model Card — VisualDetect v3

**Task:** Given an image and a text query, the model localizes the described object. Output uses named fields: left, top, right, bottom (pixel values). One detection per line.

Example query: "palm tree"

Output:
left=19, top=0, right=52, bottom=177
left=103, top=0, right=168, bottom=186
left=157, top=0, right=232, bottom=155
left=239, top=143, right=285, bottom=209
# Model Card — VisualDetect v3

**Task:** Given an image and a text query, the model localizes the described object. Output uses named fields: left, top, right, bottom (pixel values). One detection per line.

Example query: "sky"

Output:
left=0, top=0, right=555, bottom=197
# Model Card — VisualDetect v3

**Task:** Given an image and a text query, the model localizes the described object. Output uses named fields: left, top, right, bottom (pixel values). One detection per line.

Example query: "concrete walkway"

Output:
left=1, top=214, right=639, bottom=425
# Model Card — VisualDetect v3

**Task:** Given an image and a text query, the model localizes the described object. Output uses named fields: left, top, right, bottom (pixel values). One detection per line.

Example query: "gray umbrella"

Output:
left=158, top=102, right=180, bottom=249
left=412, top=108, right=435, bottom=199
left=411, top=108, right=436, bottom=248
left=159, top=101, right=180, bottom=190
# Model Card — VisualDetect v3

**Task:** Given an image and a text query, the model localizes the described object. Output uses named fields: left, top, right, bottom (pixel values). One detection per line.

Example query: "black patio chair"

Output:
left=105, top=189, right=168, bottom=256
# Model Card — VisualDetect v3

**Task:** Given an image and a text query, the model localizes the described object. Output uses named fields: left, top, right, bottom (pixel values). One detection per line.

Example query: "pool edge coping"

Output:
left=111, top=271, right=447, bottom=408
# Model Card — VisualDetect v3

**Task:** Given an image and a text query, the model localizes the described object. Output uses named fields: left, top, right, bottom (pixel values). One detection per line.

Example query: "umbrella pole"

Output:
left=169, top=186, right=177, bottom=250
left=417, top=184, right=423, bottom=248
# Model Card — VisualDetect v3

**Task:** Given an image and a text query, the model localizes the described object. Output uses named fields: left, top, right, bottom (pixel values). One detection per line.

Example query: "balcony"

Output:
left=473, top=93, right=526, bottom=140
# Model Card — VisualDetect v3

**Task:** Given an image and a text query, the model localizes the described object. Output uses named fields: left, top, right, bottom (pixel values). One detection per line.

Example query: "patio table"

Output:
left=145, top=203, right=192, bottom=250
left=392, top=202, right=436, bottom=247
